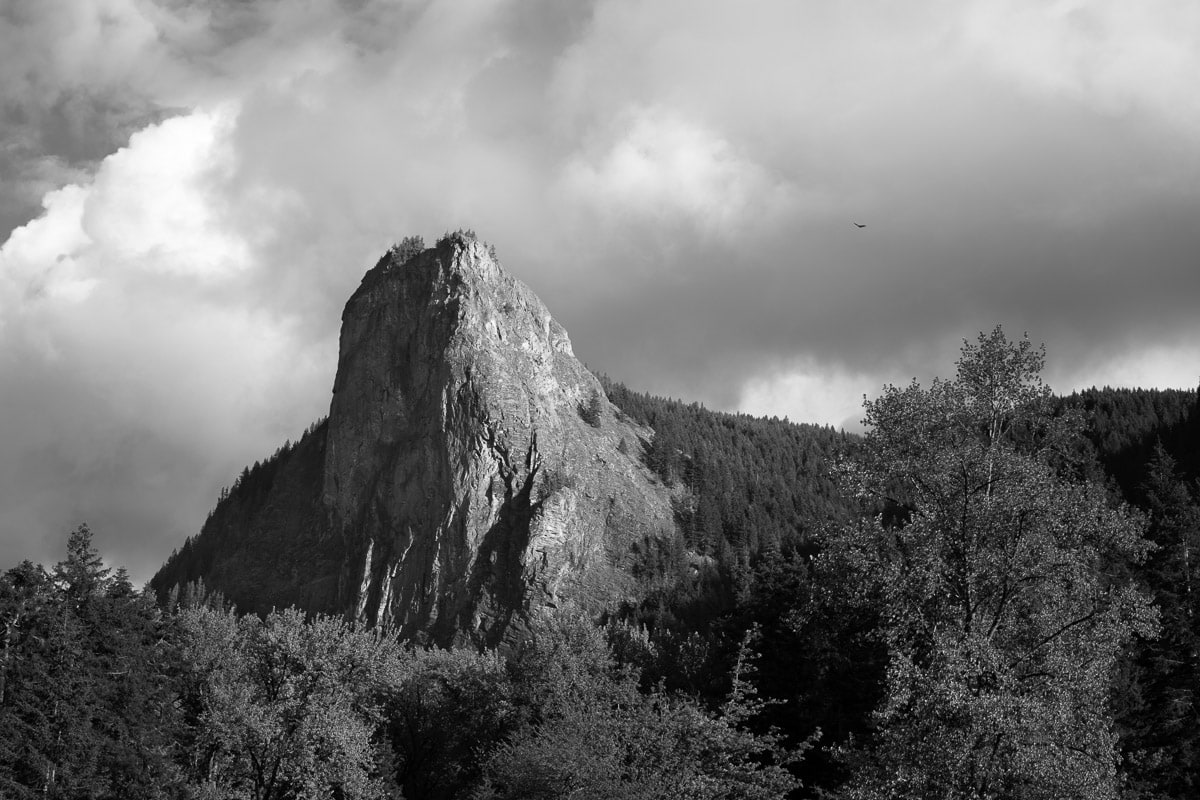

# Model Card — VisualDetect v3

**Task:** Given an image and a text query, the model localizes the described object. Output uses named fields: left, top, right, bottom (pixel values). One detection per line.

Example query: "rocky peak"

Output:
left=322, top=233, right=677, bottom=644
left=152, top=233, right=679, bottom=645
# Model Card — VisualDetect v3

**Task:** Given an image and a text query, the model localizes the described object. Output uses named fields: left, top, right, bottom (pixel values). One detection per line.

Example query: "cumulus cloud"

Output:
left=2, top=0, right=1200, bottom=576
left=0, top=0, right=170, bottom=230
left=0, top=108, right=330, bottom=579
left=561, top=107, right=800, bottom=236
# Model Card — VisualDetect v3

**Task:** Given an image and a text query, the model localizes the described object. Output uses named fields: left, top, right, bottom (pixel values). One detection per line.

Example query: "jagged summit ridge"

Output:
left=153, top=233, right=679, bottom=645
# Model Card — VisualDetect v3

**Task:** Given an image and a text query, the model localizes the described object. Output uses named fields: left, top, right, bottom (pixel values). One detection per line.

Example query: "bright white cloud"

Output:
left=737, top=360, right=882, bottom=431
left=1054, top=340, right=1200, bottom=395
left=82, top=108, right=252, bottom=278
left=0, top=184, right=93, bottom=324
left=0, top=106, right=331, bottom=578
left=561, top=107, right=798, bottom=235
left=1, top=108, right=255, bottom=332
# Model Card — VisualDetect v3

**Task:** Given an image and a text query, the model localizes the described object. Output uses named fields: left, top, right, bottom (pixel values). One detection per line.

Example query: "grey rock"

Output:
left=155, top=234, right=678, bottom=646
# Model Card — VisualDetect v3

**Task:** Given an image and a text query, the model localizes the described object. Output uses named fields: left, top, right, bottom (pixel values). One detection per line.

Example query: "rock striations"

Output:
left=153, top=234, right=678, bottom=645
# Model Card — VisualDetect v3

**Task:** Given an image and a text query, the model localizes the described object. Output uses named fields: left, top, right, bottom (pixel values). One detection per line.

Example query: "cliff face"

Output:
left=154, top=235, right=677, bottom=645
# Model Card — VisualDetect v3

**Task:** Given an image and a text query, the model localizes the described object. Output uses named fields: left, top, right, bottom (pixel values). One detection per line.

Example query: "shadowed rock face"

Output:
left=155, top=234, right=678, bottom=646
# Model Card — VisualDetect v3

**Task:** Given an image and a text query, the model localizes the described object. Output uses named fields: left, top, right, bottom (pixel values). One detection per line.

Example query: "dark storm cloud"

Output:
left=2, top=0, right=1199, bottom=579
left=0, top=1, right=170, bottom=240
left=552, top=50, right=1200, bottom=409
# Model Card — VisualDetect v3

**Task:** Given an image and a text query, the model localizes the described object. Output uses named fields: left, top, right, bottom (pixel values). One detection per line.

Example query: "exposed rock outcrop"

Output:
left=153, top=234, right=678, bottom=645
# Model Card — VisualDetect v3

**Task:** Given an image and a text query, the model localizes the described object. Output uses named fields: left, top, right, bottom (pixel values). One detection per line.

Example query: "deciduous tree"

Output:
left=474, top=612, right=801, bottom=800
left=834, top=327, right=1156, bottom=800
left=178, top=606, right=406, bottom=800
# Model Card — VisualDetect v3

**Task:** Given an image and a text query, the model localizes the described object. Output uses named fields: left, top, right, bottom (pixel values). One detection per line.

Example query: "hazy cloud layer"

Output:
left=2, top=0, right=1198, bottom=578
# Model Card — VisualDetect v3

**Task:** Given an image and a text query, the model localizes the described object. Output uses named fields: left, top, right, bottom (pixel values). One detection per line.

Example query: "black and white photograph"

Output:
left=1, top=1, right=1198, bottom=797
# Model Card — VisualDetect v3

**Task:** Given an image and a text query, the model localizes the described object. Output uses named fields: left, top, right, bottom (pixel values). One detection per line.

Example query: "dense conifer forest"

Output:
left=4, top=330, right=1199, bottom=798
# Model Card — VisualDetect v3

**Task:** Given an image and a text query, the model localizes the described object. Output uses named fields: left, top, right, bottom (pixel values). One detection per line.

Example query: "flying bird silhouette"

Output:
left=852, top=222, right=866, bottom=228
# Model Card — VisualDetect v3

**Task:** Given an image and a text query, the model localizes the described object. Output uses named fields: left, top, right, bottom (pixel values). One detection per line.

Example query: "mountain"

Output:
left=152, top=233, right=677, bottom=645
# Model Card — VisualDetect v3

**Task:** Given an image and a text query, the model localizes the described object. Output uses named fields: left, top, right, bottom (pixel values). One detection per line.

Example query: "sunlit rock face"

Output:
left=325, top=235, right=676, bottom=644
left=155, top=234, right=677, bottom=645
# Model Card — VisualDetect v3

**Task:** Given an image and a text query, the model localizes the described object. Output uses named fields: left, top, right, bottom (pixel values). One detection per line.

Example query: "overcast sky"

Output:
left=2, top=0, right=1199, bottom=582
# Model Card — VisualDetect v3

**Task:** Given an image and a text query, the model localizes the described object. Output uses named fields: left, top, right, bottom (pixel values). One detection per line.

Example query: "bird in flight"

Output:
left=852, top=222, right=866, bottom=228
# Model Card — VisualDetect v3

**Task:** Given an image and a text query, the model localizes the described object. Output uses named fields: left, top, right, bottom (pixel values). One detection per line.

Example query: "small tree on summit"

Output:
left=391, top=235, right=425, bottom=264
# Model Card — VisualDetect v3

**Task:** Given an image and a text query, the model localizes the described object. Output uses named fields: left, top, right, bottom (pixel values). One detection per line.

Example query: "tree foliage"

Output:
left=177, top=606, right=405, bottom=800
left=1114, top=444, right=1200, bottom=798
left=389, top=235, right=425, bottom=265
left=833, top=327, right=1156, bottom=800
left=1063, top=385, right=1200, bottom=505
left=5, top=525, right=812, bottom=798
left=11, top=334, right=1200, bottom=798
left=385, top=647, right=515, bottom=800
left=602, top=376, right=851, bottom=560
left=0, top=527, right=183, bottom=799
left=475, top=612, right=802, bottom=800
left=578, top=389, right=603, bottom=427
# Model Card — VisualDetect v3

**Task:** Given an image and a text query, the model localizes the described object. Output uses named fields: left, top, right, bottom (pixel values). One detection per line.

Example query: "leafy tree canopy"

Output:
left=832, top=327, right=1156, bottom=800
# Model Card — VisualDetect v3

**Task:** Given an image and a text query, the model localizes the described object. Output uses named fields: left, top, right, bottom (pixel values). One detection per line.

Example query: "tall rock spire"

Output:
left=154, top=233, right=677, bottom=646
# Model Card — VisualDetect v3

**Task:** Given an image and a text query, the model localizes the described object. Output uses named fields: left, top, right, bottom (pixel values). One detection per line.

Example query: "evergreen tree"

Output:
left=53, top=523, right=111, bottom=605
left=1116, top=444, right=1200, bottom=798
left=0, top=526, right=185, bottom=798
left=0, top=561, right=58, bottom=798
left=578, top=389, right=603, bottom=427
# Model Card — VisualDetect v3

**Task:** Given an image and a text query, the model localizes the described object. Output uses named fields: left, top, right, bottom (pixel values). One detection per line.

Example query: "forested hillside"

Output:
left=9, top=336, right=1200, bottom=798
left=151, top=419, right=339, bottom=616
left=1065, top=386, right=1200, bottom=798
left=602, top=378, right=852, bottom=554
left=601, top=349, right=1200, bottom=798
left=594, top=350, right=1196, bottom=798
left=1065, top=386, right=1200, bottom=503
